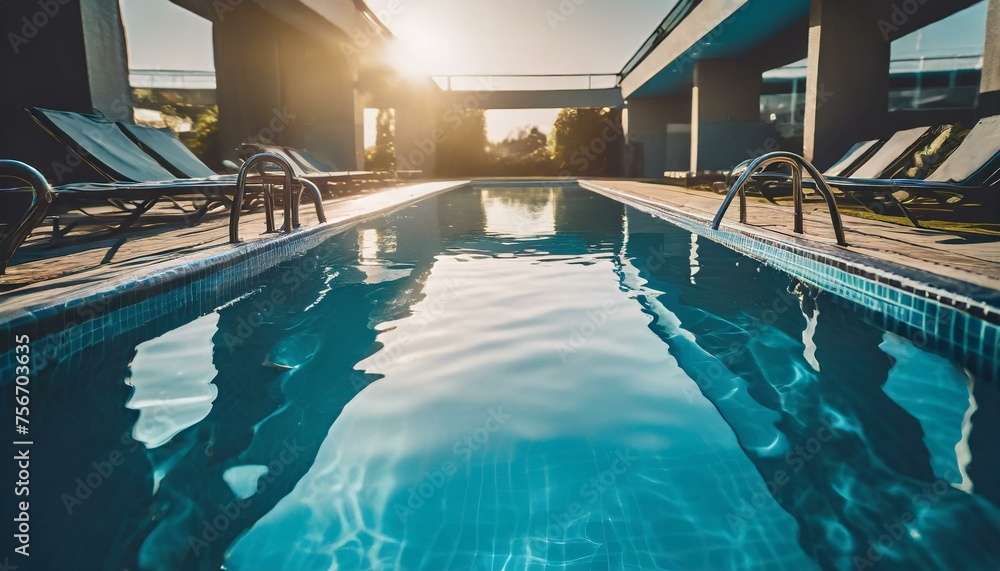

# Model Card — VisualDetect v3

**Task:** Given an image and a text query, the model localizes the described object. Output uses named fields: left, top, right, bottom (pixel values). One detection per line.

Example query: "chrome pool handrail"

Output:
left=294, top=178, right=327, bottom=228
left=711, top=151, right=848, bottom=247
left=0, top=160, right=54, bottom=274
left=230, top=152, right=327, bottom=243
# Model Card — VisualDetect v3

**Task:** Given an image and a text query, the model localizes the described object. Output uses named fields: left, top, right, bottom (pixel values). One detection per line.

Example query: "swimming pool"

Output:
left=3, top=185, right=999, bottom=570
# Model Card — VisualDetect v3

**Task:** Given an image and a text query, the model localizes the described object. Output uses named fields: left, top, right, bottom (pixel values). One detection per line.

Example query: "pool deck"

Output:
left=2, top=178, right=999, bottom=321
left=583, top=180, right=1000, bottom=294
left=0, top=180, right=468, bottom=319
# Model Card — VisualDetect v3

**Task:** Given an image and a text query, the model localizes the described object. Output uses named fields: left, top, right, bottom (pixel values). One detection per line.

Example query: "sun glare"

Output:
left=386, top=26, right=452, bottom=79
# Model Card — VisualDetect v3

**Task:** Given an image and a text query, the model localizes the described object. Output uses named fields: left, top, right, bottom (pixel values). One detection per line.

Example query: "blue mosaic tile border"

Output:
left=0, top=182, right=467, bottom=377
left=582, top=181, right=1000, bottom=380
left=2, top=179, right=996, bottom=381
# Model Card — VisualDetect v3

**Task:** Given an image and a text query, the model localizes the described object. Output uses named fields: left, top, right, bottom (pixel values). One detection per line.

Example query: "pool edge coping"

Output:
left=2, top=177, right=997, bottom=335
left=579, top=180, right=1000, bottom=326
left=0, top=180, right=471, bottom=334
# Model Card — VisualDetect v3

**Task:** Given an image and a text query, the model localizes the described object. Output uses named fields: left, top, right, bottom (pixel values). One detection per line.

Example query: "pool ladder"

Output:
left=711, top=151, right=848, bottom=247
left=0, top=160, right=53, bottom=275
left=229, top=153, right=327, bottom=243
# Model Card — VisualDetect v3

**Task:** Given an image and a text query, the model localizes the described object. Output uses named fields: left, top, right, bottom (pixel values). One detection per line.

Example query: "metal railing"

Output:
left=129, top=69, right=217, bottom=90
left=619, top=0, right=702, bottom=79
left=230, top=153, right=327, bottom=244
left=0, top=161, right=54, bottom=274
left=433, top=74, right=619, bottom=92
left=711, top=152, right=848, bottom=247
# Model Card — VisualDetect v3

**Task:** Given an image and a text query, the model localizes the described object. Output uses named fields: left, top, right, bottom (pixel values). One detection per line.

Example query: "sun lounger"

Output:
left=240, top=143, right=377, bottom=193
left=0, top=109, right=321, bottom=274
left=827, top=115, right=1000, bottom=223
left=116, top=122, right=222, bottom=179
left=742, top=117, right=999, bottom=225
left=737, top=126, right=935, bottom=203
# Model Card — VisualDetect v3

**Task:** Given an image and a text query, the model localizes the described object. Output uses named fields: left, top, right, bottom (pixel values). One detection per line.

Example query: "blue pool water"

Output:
left=4, top=186, right=1000, bottom=570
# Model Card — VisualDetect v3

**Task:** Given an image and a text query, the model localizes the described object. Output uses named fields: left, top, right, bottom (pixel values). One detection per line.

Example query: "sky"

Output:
left=121, top=0, right=990, bottom=144
left=120, top=0, right=215, bottom=71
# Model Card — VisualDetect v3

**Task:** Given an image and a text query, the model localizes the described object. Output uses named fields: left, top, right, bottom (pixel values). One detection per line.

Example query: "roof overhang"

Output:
left=621, top=0, right=810, bottom=99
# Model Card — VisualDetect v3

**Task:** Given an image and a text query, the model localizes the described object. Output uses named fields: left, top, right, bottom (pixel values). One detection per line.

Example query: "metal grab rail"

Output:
left=294, top=178, right=327, bottom=229
left=0, top=160, right=54, bottom=274
left=229, top=153, right=327, bottom=244
left=711, top=151, right=848, bottom=247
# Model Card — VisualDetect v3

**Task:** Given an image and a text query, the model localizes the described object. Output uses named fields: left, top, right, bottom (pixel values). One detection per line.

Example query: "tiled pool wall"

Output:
left=581, top=181, right=1000, bottom=381
left=0, top=224, right=337, bottom=378
left=2, top=180, right=997, bottom=381
left=0, top=183, right=467, bottom=377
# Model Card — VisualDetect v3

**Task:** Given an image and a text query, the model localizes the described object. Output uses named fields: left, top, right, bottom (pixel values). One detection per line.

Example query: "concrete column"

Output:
left=278, top=27, right=362, bottom=170
left=0, top=0, right=132, bottom=183
left=803, top=0, right=890, bottom=169
left=394, top=106, right=439, bottom=177
left=393, top=83, right=445, bottom=177
left=213, top=4, right=283, bottom=162
left=213, top=3, right=362, bottom=169
left=690, top=59, right=771, bottom=173
left=625, top=95, right=691, bottom=177
left=980, top=0, right=1000, bottom=117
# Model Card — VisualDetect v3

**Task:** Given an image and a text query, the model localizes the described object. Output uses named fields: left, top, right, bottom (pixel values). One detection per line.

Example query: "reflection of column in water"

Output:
left=617, top=215, right=788, bottom=458
left=967, top=372, right=1000, bottom=506
left=879, top=332, right=976, bottom=490
left=132, top=198, right=449, bottom=570
left=796, top=298, right=1000, bottom=571
left=689, top=233, right=700, bottom=284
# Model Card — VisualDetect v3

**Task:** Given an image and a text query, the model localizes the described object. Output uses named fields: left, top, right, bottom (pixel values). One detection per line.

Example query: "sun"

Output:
left=385, top=17, right=454, bottom=79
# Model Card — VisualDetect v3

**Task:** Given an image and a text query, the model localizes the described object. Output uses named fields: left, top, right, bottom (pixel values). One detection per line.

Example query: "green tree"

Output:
left=132, top=88, right=220, bottom=169
left=491, top=126, right=556, bottom=176
left=496, top=126, right=548, bottom=159
left=364, top=108, right=396, bottom=171
left=551, top=107, right=623, bottom=176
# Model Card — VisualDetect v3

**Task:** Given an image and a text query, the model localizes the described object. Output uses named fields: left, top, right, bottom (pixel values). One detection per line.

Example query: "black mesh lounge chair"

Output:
left=824, top=115, right=1000, bottom=223
left=31, top=108, right=326, bottom=213
left=840, top=126, right=935, bottom=180
left=823, top=139, right=885, bottom=178
left=0, top=109, right=318, bottom=274
left=283, top=147, right=338, bottom=173
left=737, top=126, right=935, bottom=203
left=240, top=143, right=376, bottom=194
left=25, top=107, right=239, bottom=222
left=0, top=158, right=235, bottom=274
left=116, top=121, right=223, bottom=179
